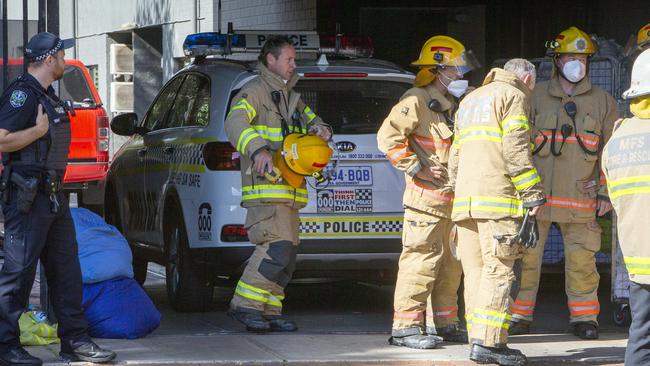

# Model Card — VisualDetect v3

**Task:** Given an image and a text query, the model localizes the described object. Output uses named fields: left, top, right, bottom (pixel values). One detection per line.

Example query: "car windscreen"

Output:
left=0, top=64, right=95, bottom=107
left=59, top=65, right=96, bottom=106
left=294, top=79, right=410, bottom=134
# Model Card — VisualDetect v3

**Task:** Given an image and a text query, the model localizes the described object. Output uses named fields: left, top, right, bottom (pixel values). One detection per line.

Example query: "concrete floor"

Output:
left=23, top=264, right=629, bottom=365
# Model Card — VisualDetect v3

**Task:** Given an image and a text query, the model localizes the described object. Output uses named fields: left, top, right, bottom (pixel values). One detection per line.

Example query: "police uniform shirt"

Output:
left=0, top=73, right=61, bottom=176
left=0, top=74, right=42, bottom=133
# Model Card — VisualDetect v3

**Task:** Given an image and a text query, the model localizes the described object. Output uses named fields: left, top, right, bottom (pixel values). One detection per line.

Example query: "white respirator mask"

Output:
left=439, top=71, right=468, bottom=98
left=562, top=60, right=587, bottom=83
left=447, top=79, right=469, bottom=98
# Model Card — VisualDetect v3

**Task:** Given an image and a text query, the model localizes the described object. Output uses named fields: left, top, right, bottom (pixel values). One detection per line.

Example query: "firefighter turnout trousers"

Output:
left=456, top=218, right=523, bottom=347
left=230, top=204, right=300, bottom=316
left=511, top=220, right=601, bottom=324
left=392, top=209, right=462, bottom=336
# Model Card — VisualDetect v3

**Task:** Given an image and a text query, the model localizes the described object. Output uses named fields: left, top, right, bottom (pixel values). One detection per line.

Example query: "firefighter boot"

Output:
left=228, top=309, right=270, bottom=332
left=427, top=324, right=468, bottom=343
left=508, top=319, right=531, bottom=335
left=388, top=334, right=442, bottom=349
left=470, top=344, right=528, bottom=366
left=265, top=316, right=298, bottom=332
left=572, top=322, right=599, bottom=340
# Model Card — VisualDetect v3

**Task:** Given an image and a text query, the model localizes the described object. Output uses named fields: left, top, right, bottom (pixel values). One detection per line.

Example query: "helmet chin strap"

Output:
left=438, top=69, right=454, bottom=88
left=436, top=70, right=460, bottom=96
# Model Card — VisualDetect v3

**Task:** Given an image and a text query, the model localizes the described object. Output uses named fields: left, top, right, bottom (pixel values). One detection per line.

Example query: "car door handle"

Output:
left=137, top=148, right=148, bottom=157
left=163, top=146, right=175, bottom=155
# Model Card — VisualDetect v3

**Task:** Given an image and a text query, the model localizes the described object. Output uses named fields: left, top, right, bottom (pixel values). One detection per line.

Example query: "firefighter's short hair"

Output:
left=258, top=35, right=294, bottom=66
left=504, top=58, right=536, bottom=81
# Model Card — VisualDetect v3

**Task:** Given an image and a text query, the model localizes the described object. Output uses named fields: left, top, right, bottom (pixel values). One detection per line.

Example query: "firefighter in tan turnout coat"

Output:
left=377, top=35, right=479, bottom=349
left=509, top=27, right=619, bottom=340
left=448, top=59, right=545, bottom=366
left=225, top=36, right=332, bottom=333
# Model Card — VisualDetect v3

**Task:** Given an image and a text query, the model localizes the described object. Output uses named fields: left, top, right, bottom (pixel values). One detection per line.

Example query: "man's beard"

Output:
left=53, top=68, right=64, bottom=81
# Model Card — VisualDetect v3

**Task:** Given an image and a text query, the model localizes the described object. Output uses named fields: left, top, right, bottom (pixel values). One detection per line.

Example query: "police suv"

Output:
left=106, top=31, right=414, bottom=311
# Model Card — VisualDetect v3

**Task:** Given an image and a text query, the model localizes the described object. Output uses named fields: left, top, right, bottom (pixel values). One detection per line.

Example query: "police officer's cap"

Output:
left=24, top=32, right=74, bottom=62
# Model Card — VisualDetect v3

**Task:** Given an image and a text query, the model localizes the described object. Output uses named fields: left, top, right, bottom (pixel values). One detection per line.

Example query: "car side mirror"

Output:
left=64, top=100, right=75, bottom=116
left=110, top=113, right=140, bottom=136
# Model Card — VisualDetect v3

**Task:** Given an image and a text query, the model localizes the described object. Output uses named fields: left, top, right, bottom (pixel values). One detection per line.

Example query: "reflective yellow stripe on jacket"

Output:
left=501, top=115, right=529, bottom=134
left=452, top=196, right=523, bottom=216
left=242, top=184, right=309, bottom=203
left=229, top=98, right=257, bottom=123
left=289, top=125, right=308, bottom=134
left=511, top=168, right=541, bottom=191
left=235, top=280, right=284, bottom=308
left=235, top=125, right=308, bottom=154
left=608, top=175, right=650, bottom=199
left=624, top=257, right=650, bottom=275
left=456, top=115, right=529, bottom=146
left=251, top=125, right=284, bottom=142
left=303, top=106, right=317, bottom=123
left=237, top=128, right=262, bottom=154
left=456, top=126, right=502, bottom=145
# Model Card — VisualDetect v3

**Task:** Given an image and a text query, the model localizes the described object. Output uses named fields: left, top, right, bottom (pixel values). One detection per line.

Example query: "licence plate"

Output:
left=328, top=166, right=372, bottom=186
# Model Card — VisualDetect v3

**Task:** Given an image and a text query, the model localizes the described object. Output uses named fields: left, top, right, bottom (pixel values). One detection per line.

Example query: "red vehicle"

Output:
left=1, top=59, right=109, bottom=210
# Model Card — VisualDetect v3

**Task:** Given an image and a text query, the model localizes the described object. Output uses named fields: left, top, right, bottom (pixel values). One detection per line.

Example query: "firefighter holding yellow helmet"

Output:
left=377, top=35, right=479, bottom=349
left=225, top=35, right=332, bottom=333
left=509, top=26, right=619, bottom=339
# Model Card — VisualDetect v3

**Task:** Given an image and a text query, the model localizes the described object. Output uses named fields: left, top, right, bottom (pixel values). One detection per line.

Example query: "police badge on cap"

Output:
left=24, top=32, right=74, bottom=61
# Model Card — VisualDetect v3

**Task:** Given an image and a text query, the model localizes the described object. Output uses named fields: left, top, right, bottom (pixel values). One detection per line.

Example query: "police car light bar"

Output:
left=183, top=31, right=320, bottom=57
left=183, top=32, right=246, bottom=57
left=183, top=30, right=374, bottom=59
left=319, top=35, right=374, bottom=58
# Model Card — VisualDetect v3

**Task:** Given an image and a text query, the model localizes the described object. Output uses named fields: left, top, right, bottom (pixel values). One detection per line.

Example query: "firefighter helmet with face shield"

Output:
left=411, top=35, right=480, bottom=87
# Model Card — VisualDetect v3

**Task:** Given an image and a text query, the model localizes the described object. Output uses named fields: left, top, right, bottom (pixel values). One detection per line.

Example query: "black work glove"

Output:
left=518, top=209, right=539, bottom=249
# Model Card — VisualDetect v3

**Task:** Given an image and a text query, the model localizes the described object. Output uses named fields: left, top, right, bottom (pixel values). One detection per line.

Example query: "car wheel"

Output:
left=613, top=303, right=632, bottom=327
left=165, top=206, right=213, bottom=312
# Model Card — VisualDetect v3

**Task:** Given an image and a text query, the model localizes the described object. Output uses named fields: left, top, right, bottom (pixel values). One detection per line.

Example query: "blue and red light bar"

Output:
left=183, top=31, right=374, bottom=59
left=319, top=35, right=373, bottom=58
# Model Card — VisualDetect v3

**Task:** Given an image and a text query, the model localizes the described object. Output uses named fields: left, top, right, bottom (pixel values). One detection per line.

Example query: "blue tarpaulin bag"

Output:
left=70, top=207, right=133, bottom=283
left=82, top=278, right=161, bottom=339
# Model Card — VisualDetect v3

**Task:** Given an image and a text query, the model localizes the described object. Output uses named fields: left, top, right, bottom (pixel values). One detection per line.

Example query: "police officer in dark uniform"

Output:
left=0, top=32, right=115, bottom=365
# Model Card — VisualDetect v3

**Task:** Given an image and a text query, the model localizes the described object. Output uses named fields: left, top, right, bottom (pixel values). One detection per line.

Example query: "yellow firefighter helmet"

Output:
left=546, top=26, right=597, bottom=55
left=637, top=23, right=650, bottom=48
left=273, top=133, right=333, bottom=188
left=411, top=35, right=479, bottom=87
